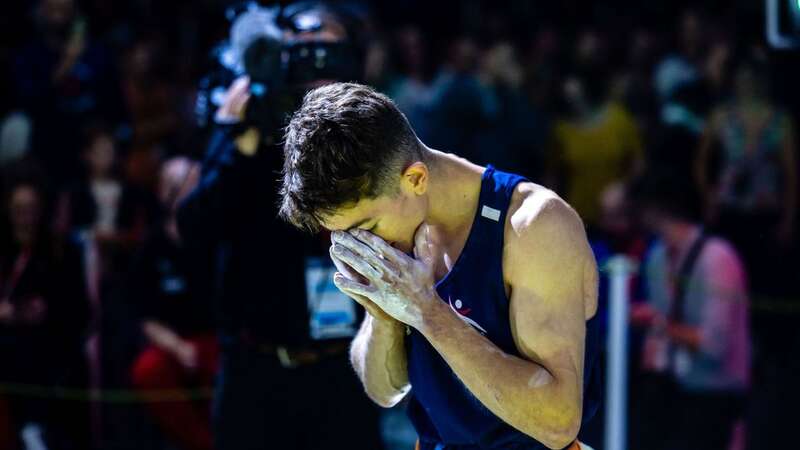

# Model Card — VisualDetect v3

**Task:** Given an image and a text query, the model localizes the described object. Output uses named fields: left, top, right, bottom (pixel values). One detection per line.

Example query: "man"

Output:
left=177, top=6, right=383, bottom=450
left=279, top=82, right=602, bottom=449
left=629, top=171, right=750, bottom=450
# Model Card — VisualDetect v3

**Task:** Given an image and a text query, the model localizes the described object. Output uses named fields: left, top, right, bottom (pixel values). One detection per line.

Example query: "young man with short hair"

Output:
left=280, top=82, right=601, bottom=450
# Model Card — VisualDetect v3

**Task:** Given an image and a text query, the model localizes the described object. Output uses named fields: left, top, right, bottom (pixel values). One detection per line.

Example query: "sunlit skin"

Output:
left=322, top=146, right=598, bottom=449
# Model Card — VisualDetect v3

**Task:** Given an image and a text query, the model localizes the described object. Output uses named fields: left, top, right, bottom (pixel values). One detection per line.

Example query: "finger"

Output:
left=413, top=223, right=434, bottom=266
left=333, top=272, right=377, bottom=298
left=330, top=249, right=368, bottom=283
left=335, top=281, right=388, bottom=319
left=331, top=243, right=382, bottom=280
left=332, top=231, right=398, bottom=275
left=231, top=75, right=250, bottom=94
left=348, top=229, right=408, bottom=265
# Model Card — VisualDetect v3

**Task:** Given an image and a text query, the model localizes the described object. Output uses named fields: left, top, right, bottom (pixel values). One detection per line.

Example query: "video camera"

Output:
left=195, top=2, right=365, bottom=138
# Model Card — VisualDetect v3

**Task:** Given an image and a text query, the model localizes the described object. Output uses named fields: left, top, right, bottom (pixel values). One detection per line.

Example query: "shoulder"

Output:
left=503, top=183, right=599, bottom=320
left=700, top=237, right=746, bottom=275
left=503, top=182, right=595, bottom=284
left=505, top=182, right=586, bottom=248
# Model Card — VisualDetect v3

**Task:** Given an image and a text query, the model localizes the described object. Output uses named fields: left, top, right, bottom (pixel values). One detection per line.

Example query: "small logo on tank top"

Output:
left=448, top=297, right=487, bottom=335
left=481, top=205, right=501, bottom=222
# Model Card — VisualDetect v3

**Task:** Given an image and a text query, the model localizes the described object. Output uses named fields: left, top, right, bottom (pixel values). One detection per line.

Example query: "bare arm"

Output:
left=418, top=194, right=593, bottom=449
left=330, top=190, right=595, bottom=449
left=349, top=314, right=410, bottom=407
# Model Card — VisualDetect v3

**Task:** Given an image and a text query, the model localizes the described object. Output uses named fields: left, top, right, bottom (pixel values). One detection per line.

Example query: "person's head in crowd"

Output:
left=82, top=125, right=118, bottom=181
left=1, top=165, right=49, bottom=250
left=630, top=169, right=702, bottom=240
left=563, top=63, right=610, bottom=118
left=393, top=25, right=426, bottom=77
left=445, top=36, right=480, bottom=74
left=574, top=29, right=608, bottom=68
left=480, top=42, right=524, bottom=90
left=36, top=0, right=77, bottom=45
left=628, top=29, right=657, bottom=72
left=158, top=157, right=200, bottom=242
left=280, top=82, right=425, bottom=252
left=124, top=37, right=166, bottom=83
left=598, top=181, right=637, bottom=250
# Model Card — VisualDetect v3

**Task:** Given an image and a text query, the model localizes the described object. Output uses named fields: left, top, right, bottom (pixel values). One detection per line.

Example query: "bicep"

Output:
left=506, top=199, right=591, bottom=383
left=508, top=278, right=587, bottom=383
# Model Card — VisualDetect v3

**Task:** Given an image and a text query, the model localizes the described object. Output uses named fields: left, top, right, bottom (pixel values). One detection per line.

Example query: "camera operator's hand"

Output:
left=215, top=76, right=260, bottom=156
left=216, top=76, right=250, bottom=123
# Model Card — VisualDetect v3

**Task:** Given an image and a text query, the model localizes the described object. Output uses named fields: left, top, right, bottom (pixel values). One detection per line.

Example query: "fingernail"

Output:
left=332, top=244, right=343, bottom=254
left=333, top=273, right=343, bottom=283
left=349, top=228, right=360, bottom=236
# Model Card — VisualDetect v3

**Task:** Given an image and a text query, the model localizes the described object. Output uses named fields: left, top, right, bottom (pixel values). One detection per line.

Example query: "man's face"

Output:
left=321, top=164, right=429, bottom=254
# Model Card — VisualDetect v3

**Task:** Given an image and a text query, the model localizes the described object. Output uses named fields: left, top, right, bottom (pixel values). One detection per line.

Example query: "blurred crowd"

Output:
left=0, top=0, right=798, bottom=449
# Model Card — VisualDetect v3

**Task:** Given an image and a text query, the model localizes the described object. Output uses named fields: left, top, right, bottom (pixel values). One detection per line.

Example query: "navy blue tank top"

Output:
left=406, top=166, right=602, bottom=450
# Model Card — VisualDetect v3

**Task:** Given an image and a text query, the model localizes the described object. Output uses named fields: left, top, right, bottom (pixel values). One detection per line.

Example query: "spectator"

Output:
left=548, top=62, right=644, bottom=230
left=129, top=157, right=218, bottom=450
left=57, top=125, right=150, bottom=268
left=384, top=25, right=432, bottom=131
left=121, top=37, right=179, bottom=151
left=0, top=164, right=89, bottom=449
left=653, top=9, right=707, bottom=104
left=418, top=36, right=498, bottom=162
left=177, top=6, right=384, bottom=449
left=695, top=55, right=797, bottom=296
left=11, top=0, right=126, bottom=187
left=630, top=170, right=750, bottom=450
left=472, top=41, right=547, bottom=179
left=614, top=28, right=660, bottom=137
left=654, top=9, right=723, bottom=134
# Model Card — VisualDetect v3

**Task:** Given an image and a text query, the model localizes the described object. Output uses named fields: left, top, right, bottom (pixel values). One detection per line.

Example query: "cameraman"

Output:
left=177, top=4, right=383, bottom=450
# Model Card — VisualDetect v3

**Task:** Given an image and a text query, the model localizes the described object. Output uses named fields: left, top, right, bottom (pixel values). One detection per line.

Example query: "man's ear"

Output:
left=402, top=162, right=428, bottom=195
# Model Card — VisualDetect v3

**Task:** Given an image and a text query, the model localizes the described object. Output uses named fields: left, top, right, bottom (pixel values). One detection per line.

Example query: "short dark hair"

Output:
left=279, top=82, right=422, bottom=232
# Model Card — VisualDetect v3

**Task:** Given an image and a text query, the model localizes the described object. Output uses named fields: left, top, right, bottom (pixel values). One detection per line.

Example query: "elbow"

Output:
left=538, top=419, right=580, bottom=450
left=524, top=405, right=581, bottom=450
left=546, top=418, right=581, bottom=450
left=365, top=384, right=409, bottom=409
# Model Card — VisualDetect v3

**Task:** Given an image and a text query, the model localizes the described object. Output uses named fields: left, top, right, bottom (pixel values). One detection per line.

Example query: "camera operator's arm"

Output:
left=177, top=77, right=261, bottom=243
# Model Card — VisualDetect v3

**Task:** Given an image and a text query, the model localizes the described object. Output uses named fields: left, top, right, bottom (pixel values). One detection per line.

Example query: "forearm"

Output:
left=350, top=314, right=410, bottom=407
left=420, top=303, right=581, bottom=449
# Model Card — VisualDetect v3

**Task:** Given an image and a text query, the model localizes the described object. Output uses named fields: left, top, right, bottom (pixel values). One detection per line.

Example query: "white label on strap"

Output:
left=481, top=205, right=501, bottom=222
